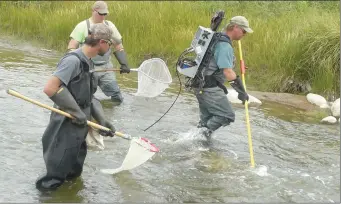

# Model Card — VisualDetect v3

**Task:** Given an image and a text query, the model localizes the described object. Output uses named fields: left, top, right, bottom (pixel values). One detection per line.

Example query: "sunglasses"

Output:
left=103, top=39, right=113, bottom=46
left=238, top=26, right=247, bottom=34
left=96, top=11, right=107, bottom=16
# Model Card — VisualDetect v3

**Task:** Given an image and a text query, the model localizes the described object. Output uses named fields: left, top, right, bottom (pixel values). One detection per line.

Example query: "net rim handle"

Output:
left=137, top=58, right=173, bottom=84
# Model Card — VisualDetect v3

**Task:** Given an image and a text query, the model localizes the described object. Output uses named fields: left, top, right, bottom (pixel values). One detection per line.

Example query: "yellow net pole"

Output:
left=237, top=40, right=255, bottom=168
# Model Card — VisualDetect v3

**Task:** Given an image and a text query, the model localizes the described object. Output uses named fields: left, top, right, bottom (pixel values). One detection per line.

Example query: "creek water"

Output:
left=0, top=38, right=339, bottom=203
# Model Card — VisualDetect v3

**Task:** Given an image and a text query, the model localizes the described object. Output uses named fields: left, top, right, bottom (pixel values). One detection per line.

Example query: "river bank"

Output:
left=0, top=1, right=339, bottom=96
left=0, top=34, right=334, bottom=121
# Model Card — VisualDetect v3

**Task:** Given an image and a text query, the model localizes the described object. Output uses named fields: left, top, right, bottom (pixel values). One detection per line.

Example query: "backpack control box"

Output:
left=177, top=26, right=215, bottom=78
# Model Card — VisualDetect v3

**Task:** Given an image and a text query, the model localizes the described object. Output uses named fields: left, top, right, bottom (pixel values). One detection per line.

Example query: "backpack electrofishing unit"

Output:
left=143, top=10, right=231, bottom=132
left=176, top=10, right=230, bottom=94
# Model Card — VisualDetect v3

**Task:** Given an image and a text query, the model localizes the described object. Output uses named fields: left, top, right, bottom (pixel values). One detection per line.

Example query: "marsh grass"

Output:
left=0, top=1, right=339, bottom=96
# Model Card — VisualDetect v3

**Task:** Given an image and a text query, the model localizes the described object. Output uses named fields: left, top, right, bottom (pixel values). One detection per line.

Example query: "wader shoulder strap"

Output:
left=64, top=52, right=89, bottom=72
left=86, top=19, right=109, bottom=35
left=86, top=19, right=91, bottom=36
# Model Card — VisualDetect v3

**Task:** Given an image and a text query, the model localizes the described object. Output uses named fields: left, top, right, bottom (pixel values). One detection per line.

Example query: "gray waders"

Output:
left=36, top=52, right=97, bottom=191
left=194, top=87, right=235, bottom=131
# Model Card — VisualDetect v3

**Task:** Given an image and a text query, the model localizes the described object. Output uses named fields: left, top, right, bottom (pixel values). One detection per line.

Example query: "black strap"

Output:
left=86, top=19, right=91, bottom=36
left=217, top=81, right=228, bottom=94
left=203, top=75, right=228, bottom=94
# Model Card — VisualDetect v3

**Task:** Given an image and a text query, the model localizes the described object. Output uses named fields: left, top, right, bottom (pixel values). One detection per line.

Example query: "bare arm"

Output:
left=67, top=38, right=80, bottom=51
left=43, top=76, right=62, bottom=97
left=223, top=68, right=237, bottom=81
left=113, top=43, right=124, bottom=52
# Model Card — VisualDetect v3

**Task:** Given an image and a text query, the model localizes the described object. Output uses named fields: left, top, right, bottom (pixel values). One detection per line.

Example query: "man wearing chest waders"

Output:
left=68, top=1, right=131, bottom=149
left=36, top=23, right=116, bottom=191
left=67, top=1, right=131, bottom=104
left=196, top=16, right=253, bottom=138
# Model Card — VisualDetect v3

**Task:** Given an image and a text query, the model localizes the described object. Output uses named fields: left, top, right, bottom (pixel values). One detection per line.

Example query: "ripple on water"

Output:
left=0, top=38, right=339, bottom=203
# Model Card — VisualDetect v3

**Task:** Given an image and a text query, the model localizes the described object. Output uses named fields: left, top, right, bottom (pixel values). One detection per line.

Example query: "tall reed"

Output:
left=0, top=1, right=339, bottom=96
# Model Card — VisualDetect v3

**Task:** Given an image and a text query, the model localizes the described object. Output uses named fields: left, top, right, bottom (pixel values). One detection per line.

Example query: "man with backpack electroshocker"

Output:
left=67, top=1, right=130, bottom=104
left=193, top=16, right=253, bottom=138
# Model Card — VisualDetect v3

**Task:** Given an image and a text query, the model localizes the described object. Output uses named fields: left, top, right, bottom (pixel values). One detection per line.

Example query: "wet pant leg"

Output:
left=95, top=71, right=123, bottom=103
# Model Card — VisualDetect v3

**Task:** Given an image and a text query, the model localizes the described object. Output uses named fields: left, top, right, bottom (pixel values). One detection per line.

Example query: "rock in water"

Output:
left=331, top=98, right=340, bottom=117
left=226, top=89, right=262, bottom=105
left=321, top=116, right=337, bottom=124
left=306, top=93, right=329, bottom=108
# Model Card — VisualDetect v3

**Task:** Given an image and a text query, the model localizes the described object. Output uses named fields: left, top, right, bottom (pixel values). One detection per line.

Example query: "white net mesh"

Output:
left=100, top=138, right=158, bottom=174
left=134, top=58, right=172, bottom=97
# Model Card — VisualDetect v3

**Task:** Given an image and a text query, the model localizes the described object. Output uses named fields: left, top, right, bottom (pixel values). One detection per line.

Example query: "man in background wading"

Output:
left=68, top=1, right=130, bottom=149
left=68, top=1, right=130, bottom=103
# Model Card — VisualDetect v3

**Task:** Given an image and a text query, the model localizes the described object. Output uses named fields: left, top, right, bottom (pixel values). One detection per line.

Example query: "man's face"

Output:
left=97, top=39, right=112, bottom=56
left=233, top=25, right=247, bottom=40
left=92, top=9, right=107, bottom=23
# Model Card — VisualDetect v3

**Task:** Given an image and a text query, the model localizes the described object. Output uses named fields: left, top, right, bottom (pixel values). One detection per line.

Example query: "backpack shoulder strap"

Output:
left=217, top=33, right=232, bottom=45
left=104, top=20, right=109, bottom=26
left=86, top=19, right=91, bottom=36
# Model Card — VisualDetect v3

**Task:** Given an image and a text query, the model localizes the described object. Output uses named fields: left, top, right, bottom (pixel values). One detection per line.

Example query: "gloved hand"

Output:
left=229, top=76, right=249, bottom=105
left=120, top=64, right=130, bottom=74
left=98, top=121, right=116, bottom=137
left=114, top=50, right=130, bottom=74
left=50, top=86, right=87, bottom=126
left=91, top=98, right=116, bottom=137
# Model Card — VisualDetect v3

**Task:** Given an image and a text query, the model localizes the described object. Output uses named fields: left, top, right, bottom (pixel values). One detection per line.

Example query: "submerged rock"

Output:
left=306, top=93, right=329, bottom=109
left=321, top=116, right=337, bottom=124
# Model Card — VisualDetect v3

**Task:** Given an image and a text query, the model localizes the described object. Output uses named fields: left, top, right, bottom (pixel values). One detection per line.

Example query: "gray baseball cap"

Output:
left=92, top=1, right=109, bottom=14
left=229, top=16, right=253, bottom=33
left=89, top=23, right=113, bottom=43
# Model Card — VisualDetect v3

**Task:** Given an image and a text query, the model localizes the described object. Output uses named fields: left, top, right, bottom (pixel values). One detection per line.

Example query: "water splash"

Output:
left=251, top=165, right=269, bottom=177
left=175, top=127, right=203, bottom=142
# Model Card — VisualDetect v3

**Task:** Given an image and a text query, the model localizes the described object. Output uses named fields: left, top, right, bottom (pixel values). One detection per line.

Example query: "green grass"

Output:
left=0, top=1, right=339, bottom=97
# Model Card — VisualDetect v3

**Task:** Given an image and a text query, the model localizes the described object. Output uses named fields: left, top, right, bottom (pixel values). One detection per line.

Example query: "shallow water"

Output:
left=0, top=38, right=339, bottom=203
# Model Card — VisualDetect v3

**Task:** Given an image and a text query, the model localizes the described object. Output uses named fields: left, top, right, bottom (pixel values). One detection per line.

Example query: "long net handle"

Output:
left=92, top=68, right=138, bottom=73
left=6, top=89, right=131, bottom=140
left=237, top=40, right=255, bottom=168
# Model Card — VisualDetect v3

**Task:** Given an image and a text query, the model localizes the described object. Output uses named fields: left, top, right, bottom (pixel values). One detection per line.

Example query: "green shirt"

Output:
left=70, top=18, right=122, bottom=44
left=69, top=18, right=122, bottom=66
left=214, top=41, right=234, bottom=69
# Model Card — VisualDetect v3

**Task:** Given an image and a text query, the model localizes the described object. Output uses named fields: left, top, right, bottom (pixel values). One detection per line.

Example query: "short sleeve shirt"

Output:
left=69, top=18, right=122, bottom=44
left=214, top=41, right=234, bottom=69
left=53, top=49, right=91, bottom=86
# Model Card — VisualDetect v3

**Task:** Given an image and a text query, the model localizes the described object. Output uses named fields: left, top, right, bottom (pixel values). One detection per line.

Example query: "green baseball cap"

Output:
left=229, top=16, right=253, bottom=33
